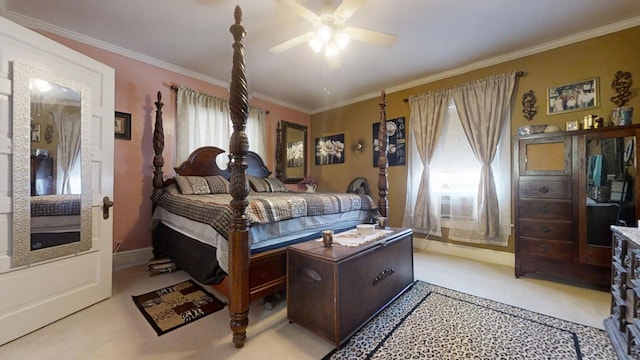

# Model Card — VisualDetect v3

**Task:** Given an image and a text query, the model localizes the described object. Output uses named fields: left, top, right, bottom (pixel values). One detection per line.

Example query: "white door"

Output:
left=0, top=17, right=115, bottom=345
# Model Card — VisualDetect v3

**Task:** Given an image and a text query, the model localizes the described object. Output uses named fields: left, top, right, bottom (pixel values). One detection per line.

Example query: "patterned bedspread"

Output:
left=31, top=194, right=81, bottom=217
left=152, top=184, right=377, bottom=239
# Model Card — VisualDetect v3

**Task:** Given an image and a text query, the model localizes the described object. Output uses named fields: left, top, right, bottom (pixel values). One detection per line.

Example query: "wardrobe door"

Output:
left=579, top=128, right=638, bottom=267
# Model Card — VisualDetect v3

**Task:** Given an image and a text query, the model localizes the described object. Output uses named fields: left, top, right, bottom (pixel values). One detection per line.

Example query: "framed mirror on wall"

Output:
left=12, top=61, right=93, bottom=267
left=276, top=120, right=307, bottom=184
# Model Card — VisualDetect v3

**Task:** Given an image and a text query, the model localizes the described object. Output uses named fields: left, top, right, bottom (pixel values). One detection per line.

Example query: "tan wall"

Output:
left=311, top=26, right=640, bottom=252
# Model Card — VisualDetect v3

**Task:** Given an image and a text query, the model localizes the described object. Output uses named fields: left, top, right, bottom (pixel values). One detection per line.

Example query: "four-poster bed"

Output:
left=149, top=6, right=391, bottom=348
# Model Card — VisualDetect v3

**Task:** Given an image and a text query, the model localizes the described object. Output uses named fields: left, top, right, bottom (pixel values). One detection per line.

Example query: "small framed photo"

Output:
left=31, top=123, right=41, bottom=142
left=566, top=120, right=580, bottom=131
left=547, top=77, right=598, bottom=115
left=114, top=111, right=131, bottom=140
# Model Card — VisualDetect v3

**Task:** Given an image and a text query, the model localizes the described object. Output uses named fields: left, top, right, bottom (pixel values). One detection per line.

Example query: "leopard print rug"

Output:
left=323, top=281, right=615, bottom=359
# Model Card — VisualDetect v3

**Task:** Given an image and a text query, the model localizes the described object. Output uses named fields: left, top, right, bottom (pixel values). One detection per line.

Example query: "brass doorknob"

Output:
left=102, top=196, right=114, bottom=219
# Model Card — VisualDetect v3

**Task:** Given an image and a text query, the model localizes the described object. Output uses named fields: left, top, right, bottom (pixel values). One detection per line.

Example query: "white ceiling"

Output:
left=3, top=0, right=640, bottom=114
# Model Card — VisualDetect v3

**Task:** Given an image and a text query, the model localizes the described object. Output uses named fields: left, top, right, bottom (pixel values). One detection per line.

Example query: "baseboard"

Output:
left=112, top=247, right=153, bottom=271
left=414, top=237, right=515, bottom=268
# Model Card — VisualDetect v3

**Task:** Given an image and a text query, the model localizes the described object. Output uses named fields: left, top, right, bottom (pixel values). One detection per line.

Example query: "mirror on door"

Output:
left=12, top=62, right=92, bottom=267
left=30, top=79, right=82, bottom=249
left=585, top=136, right=636, bottom=246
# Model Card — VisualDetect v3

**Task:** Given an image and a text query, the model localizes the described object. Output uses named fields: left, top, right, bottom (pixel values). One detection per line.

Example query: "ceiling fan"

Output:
left=270, top=0, right=397, bottom=68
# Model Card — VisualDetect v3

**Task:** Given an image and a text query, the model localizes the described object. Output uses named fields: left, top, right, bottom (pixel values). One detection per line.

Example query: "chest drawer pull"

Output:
left=539, top=243, right=550, bottom=252
left=538, top=186, right=550, bottom=194
left=538, top=205, right=549, bottom=214
left=538, top=225, right=550, bottom=233
left=372, top=267, right=395, bottom=286
left=297, top=267, right=322, bottom=283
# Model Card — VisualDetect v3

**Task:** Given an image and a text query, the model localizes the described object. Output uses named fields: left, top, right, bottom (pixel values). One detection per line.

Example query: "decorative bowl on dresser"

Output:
left=286, top=227, right=414, bottom=347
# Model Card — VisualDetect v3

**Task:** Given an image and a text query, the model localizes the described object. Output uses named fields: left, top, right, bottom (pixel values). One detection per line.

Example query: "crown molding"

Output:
left=2, top=8, right=638, bottom=116
left=2, top=10, right=311, bottom=113
left=310, top=16, right=640, bottom=114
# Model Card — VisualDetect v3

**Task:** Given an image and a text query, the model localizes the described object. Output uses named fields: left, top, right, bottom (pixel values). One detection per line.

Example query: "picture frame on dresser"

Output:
left=566, top=120, right=579, bottom=131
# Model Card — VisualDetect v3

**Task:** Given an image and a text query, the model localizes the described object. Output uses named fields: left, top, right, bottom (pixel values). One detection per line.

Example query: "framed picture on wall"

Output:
left=114, top=111, right=131, bottom=140
left=373, top=117, right=406, bottom=167
left=31, top=123, right=41, bottom=142
left=547, top=77, right=598, bottom=115
left=315, top=134, right=345, bottom=165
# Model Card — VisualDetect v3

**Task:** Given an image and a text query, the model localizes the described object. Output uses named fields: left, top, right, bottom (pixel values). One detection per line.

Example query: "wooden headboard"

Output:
left=244, top=151, right=271, bottom=178
left=174, top=146, right=229, bottom=177
left=154, top=147, right=274, bottom=188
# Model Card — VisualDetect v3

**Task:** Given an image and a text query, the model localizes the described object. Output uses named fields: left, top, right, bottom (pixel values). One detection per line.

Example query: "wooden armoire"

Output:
left=514, top=124, right=640, bottom=288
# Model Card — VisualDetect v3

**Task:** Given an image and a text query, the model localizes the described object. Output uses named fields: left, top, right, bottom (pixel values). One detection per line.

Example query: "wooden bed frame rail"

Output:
left=150, top=6, right=390, bottom=349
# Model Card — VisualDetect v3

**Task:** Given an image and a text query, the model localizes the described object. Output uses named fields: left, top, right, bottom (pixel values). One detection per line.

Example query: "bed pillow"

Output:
left=205, top=175, right=230, bottom=194
left=248, top=175, right=271, bottom=192
left=247, top=176, right=288, bottom=192
left=174, top=175, right=211, bottom=195
left=263, top=177, right=288, bottom=192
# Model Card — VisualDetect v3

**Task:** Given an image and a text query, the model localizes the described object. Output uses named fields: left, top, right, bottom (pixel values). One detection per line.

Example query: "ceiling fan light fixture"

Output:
left=325, top=42, right=339, bottom=57
left=335, top=32, right=350, bottom=49
left=316, top=25, right=332, bottom=44
left=308, top=38, right=323, bottom=53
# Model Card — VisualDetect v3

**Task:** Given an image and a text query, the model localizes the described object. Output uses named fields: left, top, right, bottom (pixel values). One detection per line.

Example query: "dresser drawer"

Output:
left=518, top=219, right=572, bottom=241
left=519, top=179, right=571, bottom=199
left=518, top=199, right=573, bottom=220
left=518, top=237, right=574, bottom=261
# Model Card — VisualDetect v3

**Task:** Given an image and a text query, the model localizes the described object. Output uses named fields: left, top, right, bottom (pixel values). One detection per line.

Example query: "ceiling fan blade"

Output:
left=344, top=26, right=397, bottom=47
left=335, top=0, right=366, bottom=19
left=276, top=0, right=320, bottom=23
left=327, top=54, right=341, bottom=70
left=270, top=32, right=315, bottom=53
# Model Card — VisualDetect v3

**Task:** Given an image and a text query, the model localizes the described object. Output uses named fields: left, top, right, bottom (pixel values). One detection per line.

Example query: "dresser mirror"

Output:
left=278, top=121, right=307, bottom=184
left=12, top=62, right=92, bottom=267
left=582, top=133, right=636, bottom=267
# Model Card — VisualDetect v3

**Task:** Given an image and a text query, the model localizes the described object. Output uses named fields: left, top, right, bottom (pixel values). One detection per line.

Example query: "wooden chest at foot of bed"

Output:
left=286, top=228, right=414, bottom=347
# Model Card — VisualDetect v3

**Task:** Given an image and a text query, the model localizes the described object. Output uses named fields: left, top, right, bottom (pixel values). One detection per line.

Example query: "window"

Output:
left=428, top=100, right=511, bottom=245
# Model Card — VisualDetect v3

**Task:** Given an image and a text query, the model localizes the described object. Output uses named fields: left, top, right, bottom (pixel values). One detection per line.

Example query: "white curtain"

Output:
left=429, top=100, right=512, bottom=245
left=403, top=72, right=516, bottom=246
left=449, top=72, right=516, bottom=244
left=176, top=86, right=268, bottom=169
left=247, top=106, right=267, bottom=160
left=53, top=110, right=81, bottom=194
left=402, top=89, right=450, bottom=235
left=176, top=87, right=230, bottom=168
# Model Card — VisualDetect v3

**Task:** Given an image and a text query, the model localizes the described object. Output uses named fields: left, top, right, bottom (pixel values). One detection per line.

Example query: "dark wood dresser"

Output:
left=287, top=227, right=414, bottom=347
left=605, top=226, right=640, bottom=359
left=514, top=126, right=640, bottom=288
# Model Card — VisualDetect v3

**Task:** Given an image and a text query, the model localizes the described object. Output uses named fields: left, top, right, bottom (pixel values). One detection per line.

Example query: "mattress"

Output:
left=31, top=215, right=81, bottom=233
left=151, top=205, right=376, bottom=273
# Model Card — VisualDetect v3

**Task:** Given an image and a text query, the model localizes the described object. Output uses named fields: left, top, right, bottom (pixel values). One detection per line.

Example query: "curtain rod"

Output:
left=169, top=84, right=269, bottom=114
left=402, top=70, right=525, bottom=103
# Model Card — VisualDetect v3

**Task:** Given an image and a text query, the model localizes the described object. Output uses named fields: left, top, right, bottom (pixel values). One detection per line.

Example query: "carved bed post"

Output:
left=377, top=91, right=389, bottom=218
left=152, top=91, right=165, bottom=189
left=275, top=121, right=282, bottom=180
left=227, top=6, right=250, bottom=349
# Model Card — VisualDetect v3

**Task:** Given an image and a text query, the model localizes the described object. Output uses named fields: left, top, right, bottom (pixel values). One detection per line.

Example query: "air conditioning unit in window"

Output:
left=440, top=195, right=476, bottom=220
